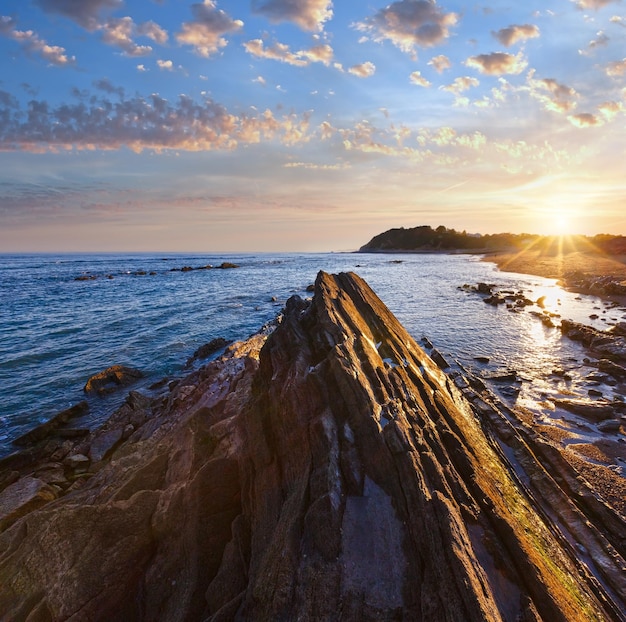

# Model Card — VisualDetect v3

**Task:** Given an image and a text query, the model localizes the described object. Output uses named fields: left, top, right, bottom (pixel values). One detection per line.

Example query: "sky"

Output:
left=0, top=0, right=625, bottom=252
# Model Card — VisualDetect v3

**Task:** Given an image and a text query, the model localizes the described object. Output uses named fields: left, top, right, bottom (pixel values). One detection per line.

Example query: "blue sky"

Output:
left=0, top=0, right=625, bottom=251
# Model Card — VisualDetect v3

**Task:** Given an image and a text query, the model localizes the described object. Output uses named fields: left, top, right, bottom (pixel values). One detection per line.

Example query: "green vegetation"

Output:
left=359, top=225, right=626, bottom=254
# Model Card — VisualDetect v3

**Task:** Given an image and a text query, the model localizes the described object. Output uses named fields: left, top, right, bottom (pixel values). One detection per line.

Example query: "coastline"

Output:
left=481, top=249, right=626, bottom=296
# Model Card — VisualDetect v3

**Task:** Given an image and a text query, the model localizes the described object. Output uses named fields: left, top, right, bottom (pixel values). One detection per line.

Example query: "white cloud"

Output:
left=606, top=58, right=626, bottom=76
left=34, top=0, right=122, bottom=30
left=409, top=71, right=431, bottom=87
left=157, top=59, right=174, bottom=70
left=100, top=17, right=153, bottom=56
left=0, top=16, right=75, bottom=66
left=442, top=76, right=479, bottom=94
left=138, top=21, right=168, bottom=45
left=252, top=0, right=332, bottom=32
left=428, top=54, right=451, bottom=73
left=525, top=72, right=578, bottom=113
left=0, top=91, right=313, bottom=152
left=572, top=0, right=620, bottom=9
left=465, top=52, right=527, bottom=75
left=567, top=112, right=603, bottom=127
left=177, top=1, right=243, bottom=58
left=492, top=24, right=540, bottom=47
left=348, top=62, right=376, bottom=78
left=243, top=39, right=332, bottom=66
left=355, top=0, right=458, bottom=55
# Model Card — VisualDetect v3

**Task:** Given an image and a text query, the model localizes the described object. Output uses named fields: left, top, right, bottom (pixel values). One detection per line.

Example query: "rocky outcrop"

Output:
left=0, top=272, right=624, bottom=621
left=84, top=364, right=144, bottom=395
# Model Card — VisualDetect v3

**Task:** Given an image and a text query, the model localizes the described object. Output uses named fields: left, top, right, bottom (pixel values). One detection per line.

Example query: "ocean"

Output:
left=1, top=252, right=624, bottom=457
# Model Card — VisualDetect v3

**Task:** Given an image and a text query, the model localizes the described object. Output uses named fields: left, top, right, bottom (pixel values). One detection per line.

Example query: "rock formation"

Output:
left=0, top=272, right=624, bottom=621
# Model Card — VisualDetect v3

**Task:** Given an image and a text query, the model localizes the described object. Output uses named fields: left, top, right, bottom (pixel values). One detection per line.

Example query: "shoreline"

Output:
left=481, top=249, right=626, bottom=297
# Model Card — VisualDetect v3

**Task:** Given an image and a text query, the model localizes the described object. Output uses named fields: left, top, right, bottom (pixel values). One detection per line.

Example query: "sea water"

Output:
left=1, top=252, right=624, bottom=456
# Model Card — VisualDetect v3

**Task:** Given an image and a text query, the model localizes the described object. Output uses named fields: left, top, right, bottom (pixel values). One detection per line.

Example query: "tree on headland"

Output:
left=359, top=225, right=626, bottom=254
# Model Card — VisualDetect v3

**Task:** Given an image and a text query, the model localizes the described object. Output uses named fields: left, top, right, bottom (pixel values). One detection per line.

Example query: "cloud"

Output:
left=526, top=74, right=578, bottom=113
left=300, top=43, right=333, bottom=65
left=598, top=100, right=623, bottom=120
left=93, top=78, right=124, bottom=97
left=428, top=54, right=451, bottom=73
left=355, top=0, right=458, bottom=55
left=243, top=39, right=332, bottom=66
left=409, top=71, right=431, bottom=87
left=34, top=0, right=122, bottom=31
left=0, top=90, right=312, bottom=153
left=606, top=58, right=626, bottom=76
left=572, top=0, right=620, bottom=9
left=137, top=21, right=168, bottom=45
left=610, top=16, right=625, bottom=27
left=284, top=161, right=349, bottom=170
left=465, top=52, right=527, bottom=75
left=567, top=112, right=603, bottom=127
left=157, top=59, right=174, bottom=70
left=442, top=76, right=479, bottom=94
left=177, top=1, right=243, bottom=58
left=492, top=24, right=540, bottom=47
left=579, top=30, right=609, bottom=55
left=253, top=76, right=266, bottom=85
left=0, top=16, right=75, bottom=66
left=348, top=62, right=376, bottom=78
left=251, top=0, right=332, bottom=32
left=137, top=64, right=147, bottom=72
left=100, top=17, right=153, bottom=56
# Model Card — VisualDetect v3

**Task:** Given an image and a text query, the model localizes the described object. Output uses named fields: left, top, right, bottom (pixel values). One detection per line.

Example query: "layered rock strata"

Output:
left=0, top=271, right=624, bottom=621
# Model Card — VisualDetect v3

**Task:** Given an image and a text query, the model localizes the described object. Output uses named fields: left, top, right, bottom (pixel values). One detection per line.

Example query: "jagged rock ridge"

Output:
left=0, top=271, right=623, bottom=621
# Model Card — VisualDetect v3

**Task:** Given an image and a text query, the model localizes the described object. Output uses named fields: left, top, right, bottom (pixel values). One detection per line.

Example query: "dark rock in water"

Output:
left=217, top=262, right=239, bottom=269
left=552, top=398, right=615, bottom=422
left=484, top=294, right=505, bottom=306
left=0, top=272, right=623, bottom=621
left=186, top=337, right=232, bottom=367
left=306, top=283, right=315, bottom=292
left=597, top=419, right=622, bottom=433
left=477, top=282, right=492, bottom=294
left=598, top=358, right=626, bottom=379
left=429, top=348, right=450, bottom=369
left=12, top=402, right=89, bottom=446
left=84, top=365, right=143, bottom=395
left=485, top=370, right=517, bottom=382
left=474, top=355, right=490, bottom=364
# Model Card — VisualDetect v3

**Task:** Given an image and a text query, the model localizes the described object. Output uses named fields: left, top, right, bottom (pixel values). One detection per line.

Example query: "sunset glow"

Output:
left=1, top=0, right=625, bottom=251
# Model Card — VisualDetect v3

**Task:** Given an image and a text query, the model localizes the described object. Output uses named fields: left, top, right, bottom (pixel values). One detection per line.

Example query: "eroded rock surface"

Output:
left=0, top=272, right=624, bottom=621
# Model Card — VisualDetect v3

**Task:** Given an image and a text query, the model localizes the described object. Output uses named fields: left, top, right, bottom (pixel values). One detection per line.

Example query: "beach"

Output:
left=484, top=249, right=626, bottom=288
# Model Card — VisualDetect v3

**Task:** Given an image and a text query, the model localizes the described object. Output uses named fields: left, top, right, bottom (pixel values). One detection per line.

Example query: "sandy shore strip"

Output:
left=483, top=249, right=626, bottom=290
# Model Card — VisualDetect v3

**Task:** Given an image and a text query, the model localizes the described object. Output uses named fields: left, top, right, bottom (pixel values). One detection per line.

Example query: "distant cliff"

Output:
left=0, top=272, right=624, bottom=621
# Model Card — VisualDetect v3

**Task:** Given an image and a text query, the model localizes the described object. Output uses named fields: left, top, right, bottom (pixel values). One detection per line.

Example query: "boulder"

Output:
left=12, top=401, right=89, bottom=446
left=84, top=365, right=143, bottom=395
left=186, top=337, right=232, bottom=367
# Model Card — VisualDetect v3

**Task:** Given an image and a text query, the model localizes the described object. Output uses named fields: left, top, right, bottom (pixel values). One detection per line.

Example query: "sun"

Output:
left=552, top=215, right=570, bottom=236
left=543, top=209, right=575, bottom=237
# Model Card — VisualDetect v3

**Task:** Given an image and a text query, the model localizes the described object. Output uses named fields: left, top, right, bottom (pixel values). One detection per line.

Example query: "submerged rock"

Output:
left=0, top=272, right=623, bottom=621
left=84, top=364, right=143, bottom=395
